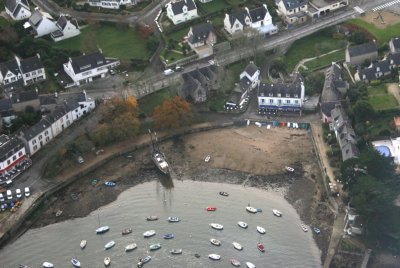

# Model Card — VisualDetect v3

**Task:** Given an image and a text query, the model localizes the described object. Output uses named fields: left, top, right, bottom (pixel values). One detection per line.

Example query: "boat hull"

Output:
left=151, top=150, right=169, bottom=175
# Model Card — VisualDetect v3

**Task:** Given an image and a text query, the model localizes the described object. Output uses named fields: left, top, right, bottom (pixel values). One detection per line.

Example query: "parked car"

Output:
left=77, top=156, right=84, bottom=164
left=4, top=180, right=13, bottom=188
left=175, top=66, right=184, bottom=72
left=16, top=189, right=22, bottom=199
left=164, top=69, right=174, bottom=76
left=25, top=187, right=30, bottom=197
left=6, top=190, right=12, bottom=200
left=0, top=193, right=4, bottom=202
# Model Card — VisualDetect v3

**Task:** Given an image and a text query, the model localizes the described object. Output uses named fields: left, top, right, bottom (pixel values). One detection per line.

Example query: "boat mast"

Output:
left=154, top=131, right=160, bottom=151
left=148, top=129, right=155, bottom=151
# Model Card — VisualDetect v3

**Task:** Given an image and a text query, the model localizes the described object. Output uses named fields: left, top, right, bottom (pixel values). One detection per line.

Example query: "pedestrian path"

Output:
left=372, top=0, right=400, bottom=12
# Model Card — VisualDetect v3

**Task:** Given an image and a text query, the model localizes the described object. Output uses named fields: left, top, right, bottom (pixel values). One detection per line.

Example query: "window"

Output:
left=12, top=156, right=16, bottom=161
left=45, top=137, right=49, bottom=142
left=294, top=94, right=298, bottom=98
left=33, top=145, right=37, bottom=151
left=286, top=94, right=290, bottom=98
left=7, top=160, right=10, bottom=165
left=261, top=99, right=265, bottom=103
left=61, top=118, right=63, bottom=123
left=18, top=151, right=22, bottom=157
left=269, top=93, right=273, bottom=97
left=66, top=114, right=69, bottom=119
left=286, top=100, right=290, bottom=104
left=45, top=130, right=48, bottom=136
left=236, top=24, right=239, bottom=28
left=295, top=100, right=299, bottom=104
left=38, top=69, right=42, bottom=74
left=32, top=71, right=36, bottom=75
left=32, top=139, right=36, bottom=145
left=26, top=73, right=30, bottom=77
left=277, top=93, right=281, bottom=97
left=269, top=99, right=273, bottom=104
left=39, top=135, right=42, bottom=140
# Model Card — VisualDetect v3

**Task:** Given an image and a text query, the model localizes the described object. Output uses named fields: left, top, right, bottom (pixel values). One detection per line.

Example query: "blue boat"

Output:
left=163, top=233, right=174, bottom=239
left=257, top=209, right=262, bottom=212
left=314, top=227, right=321, bottom=234
left=71, top=194, right=78, bottom=201
left=105, top=182, right=116, bottom=187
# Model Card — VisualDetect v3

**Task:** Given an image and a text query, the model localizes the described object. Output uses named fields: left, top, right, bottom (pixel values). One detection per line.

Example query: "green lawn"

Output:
left=52, top=25, right=151, bottom=60
left=0, top=17, right=9, bottom=27
left=168, top=27, right=190, bottom=41
left=139, top=88, right=173, bottom=116
left=304, top=49, right=345, bottom=70
left=198, top=0, right=230, bottom=13
left=368, top=84, right=398, bottom=111
left=367, top=115, right=394, bottom=137
left=163, top=50, right=187, bottom=63
left=284, top=34, right=347, bottom=72
left=348, top=19, right=400, bottom=44
left=211, top=16, right=224, bottom=27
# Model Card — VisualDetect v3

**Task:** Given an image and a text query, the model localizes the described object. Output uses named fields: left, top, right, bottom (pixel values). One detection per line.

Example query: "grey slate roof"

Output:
left=249, top=6, right=267, bottom=23
left=391, top=38, right=400, bottom=50
left=29, top=10, right=43, bottom=27
left=0, top=135, right=25, bottom=161
left=5, top=0, right=17, bottom=12
left=240, top=76, right=252, bottom=92
left=0, top=59, right=20, bottom=78
left=39, top=96, right=56, bottom=106
left=20, top=55, right=43, bottom=74
left=276, top=0, right=307, bottom=10
left=181, top=66, right=216, bottom=99
left=348, top=42, right=377, bottom=58
left=321, top=63, right=348, bottom=102
left=258, top=82, right=301, bottom=98
left=243, top=62, right=259, bottom=77
left=64, top=99, right=79, bottom=111
left=188, top=23, right=215, bottom=44
left=227, top=91, right=243, bottom=105
left=321, top=101, right=339, bottom=117
left=11, top=91, right=39, bottom=104
left=228, top=10, right=250, bottom=29
left=22, top=118, right=51, bottom=140
left=388, top=53, right=400, bottom=66
left=0, top=99, right=13, bottom=112
left=170, top=0, right=196, bottom=15
left=70, top=51, right=106, bottom=74
left=45, top=106, right=67, bottom=123
left=358, top=60, right=391, bottom=82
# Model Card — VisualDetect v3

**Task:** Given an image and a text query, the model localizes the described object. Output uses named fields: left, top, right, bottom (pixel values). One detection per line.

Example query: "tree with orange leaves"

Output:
left=152, top=96, right=191, bottom=129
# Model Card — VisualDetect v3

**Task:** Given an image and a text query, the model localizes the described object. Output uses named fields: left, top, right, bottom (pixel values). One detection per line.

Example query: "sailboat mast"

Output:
left=148, top=129, right=155, bottom=151
left=154, top=131, right=160, bottom=151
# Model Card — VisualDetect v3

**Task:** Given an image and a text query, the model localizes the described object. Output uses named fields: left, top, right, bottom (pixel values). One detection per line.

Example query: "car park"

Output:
left=25, top=187, right=30, bottom=197
left=6, top=190, right=12, bottom=200
left=16, top=189, right=22, bottom=199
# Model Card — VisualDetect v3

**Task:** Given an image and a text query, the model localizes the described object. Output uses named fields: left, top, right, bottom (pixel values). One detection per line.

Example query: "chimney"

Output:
left=36, top=53, right=40, bottom=59
left=69, top=57, right=72, bottom=63
left=35, top=88, right=38, bottom=93
left=99, top=47, right=103, bottom=54
left=55, top=92, right=58, bottom=98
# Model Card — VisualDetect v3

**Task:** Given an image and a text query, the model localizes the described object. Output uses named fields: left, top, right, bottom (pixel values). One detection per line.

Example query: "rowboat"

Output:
left=233, top=242, right=243, bottom=250
left=301, top=224, right=308, bottom=232
left=246, top=262, right=256, bottom=268
left=210, top=223, right=223, bottom=230
left=194, top=253, right=200, bottom=258
left=105, top=241, right=115, bottom=249
left=219, top=191, right=229, bottom=196
left=122, top=228, right=132, bottom=235
left=238, top=221, right=248, bottom=228
left=143, top=230, right=156, bottom=237
left=206, top=207, right=216, bottom=211
left=210, top=238, right=221, bottom=246
left=71, top=259, right=81, bottom=267
left=149, top=243, right=161, bottom=250
left=205, top=155, right=211, bottom=162
left=246, top=206, right=257, bottom=213
left=257, top=226, right=266, bottom=234
left=104, top=181, right=116, bottom=186
left=104, top=257, right=111, bottom=266
left=231, top=258, right=241, bottom=267
left=171, top=249, right=183, bottom=254
left=42, top=262, right=53, bottom=268
left=137, top=256, right=151, bottom=268
left=285, top=166, right=294, bottom=172
left=146, top=216, right=158, bottom=221
left=257, top=243, right=265, bottom=252
left=272, top=209, right=282, bottom=217
left=80, top=240, right=87, bottom=249
left=125, top=243, right=137, bottom=251
left=209, top=254, right=221, bottom=260
left=257, top=208, right=262, bottom=212
left=96, top=226, right=110, bottom=234
left=164, top=233, right=174, bottom=239
left=168, top=217, right=180, bottom=222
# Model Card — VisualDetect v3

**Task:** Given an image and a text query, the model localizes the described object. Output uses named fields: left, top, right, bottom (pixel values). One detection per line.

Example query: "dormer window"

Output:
left=286, top=93, right=290, bottom=98
left=294, top=94, right=298, bottom=98
left=269, top=93, right=273, bottom=97
left=277, top=93, right=281, bottom=97
left=376, top=67, right=380, bottom=72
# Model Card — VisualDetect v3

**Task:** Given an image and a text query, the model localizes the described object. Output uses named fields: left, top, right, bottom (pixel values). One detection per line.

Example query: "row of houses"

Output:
left=88, top=0, right=136, bottom=9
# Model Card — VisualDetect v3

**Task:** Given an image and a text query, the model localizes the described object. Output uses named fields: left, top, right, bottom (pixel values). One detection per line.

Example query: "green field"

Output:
left=0, top=17, right=9, bottom=27
left=198, top=0, right=230, bottom=13
left=348, top=19, right=400, bottom=44
left=139, top=88, right=173, bottom=116
left=52, top=25, right=151, bottom=60
left=168, top=27, right=190, bottom=41
left=368, top=84, right=398, bottom=110
left=304, top=49, right=345, bottom=70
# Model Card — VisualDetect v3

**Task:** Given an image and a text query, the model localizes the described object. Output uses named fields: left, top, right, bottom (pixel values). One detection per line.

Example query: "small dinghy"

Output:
left=194, top=253, right=200, bottom=258
left=209, top=254, right=221, bottom=260
left=80, top=240, right=87, bottom=249
left=206, top=207, right=216, bottom=211
left=137, top=256, right=151, bottom=268
left=210, top=223, right=223, bottom=230
left=143, top=230, right=156, bottom=237
left=205, top=155, right=211, bottom=162
left=246, top=206, right=257, bottom=213
left=210, top=238, right=221, bottom=246
left=149, top=243, right=161, bottom=250
left=122, top=227, right=132, bottom=235
left=257, top=226, right=266, bottom=234
left=285, top=166, right=294, bottom=172
left=104, top=257, right=111, bottom=266
left=231, top=258, right=241, bottom=267
left=257, top=243, right=265, bottom=252
left=96, top=226, right=110, bottom=234
left=301, top=224, right=308, bottom=232
left=272, top=209, right=282, bottom=217
left=19, top=265, right=30, bottom=268
left=164, top=233, right=174, bottom=239
left=43, top=262, right=53, bottom=268
left=146, top=216, right=158, bottom=221
left=219, top=191, right=229, bottom=196
left=125, top=243, right=137, bottom=251
left=233, top=241, right=243, bottom=250
left=170, top=249, right=183, bottom=254
left=168, top=217, right=180, bottom=222
left=246, top=262, right=256, bottom=268
left=238, top=221, right=248, bottom=228
left=104, top=181, right=116, bottom=186
left=257, top=208, right=262, bottom=212
left=71, top=259, right=81, bottom=267
left=105, top=241, right=116, bottom=250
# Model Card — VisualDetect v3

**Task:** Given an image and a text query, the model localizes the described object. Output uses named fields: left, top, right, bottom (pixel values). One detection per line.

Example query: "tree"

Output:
left=351, top=99, right=375, bottom=123
left=146, top=36, right=159, bottom=53
left=152, top=96, right=191, bottom=129
left=305, top=72, right=325, bottom=95
left=350, top=30, right=369, bottom=45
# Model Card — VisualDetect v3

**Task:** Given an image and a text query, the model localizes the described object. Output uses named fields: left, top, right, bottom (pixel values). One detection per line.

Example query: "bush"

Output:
left=379, top=129, right=391, bottom=136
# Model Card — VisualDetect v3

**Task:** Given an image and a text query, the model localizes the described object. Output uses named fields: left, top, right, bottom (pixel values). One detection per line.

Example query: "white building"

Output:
left=88, top=0, right=135, bottom=9
left=0, top=135, right=27, bottom=176
left=5, top=0, right=31, bottom=21
left=20, top=118, right=53, bottom=156
left=307, top=0, right=348, bottom=19
left=166, top=0, right=198, bottom=25
left=64, top=91, right=96, bottom=121
left=45, top=106, right=73, bottom=138
left=51, top=15, right=81, bottom=42
left=275, top=0, right=308, bottom=27
left=240, top=62, right=260, bottom=88
left=26, top=9, right=58, bottom=38
left=63, top=49, right=120, bottom=86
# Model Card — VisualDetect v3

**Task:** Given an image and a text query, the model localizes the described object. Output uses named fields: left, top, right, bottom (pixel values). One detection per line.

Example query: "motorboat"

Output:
left=246, top=206, right=257, bottom=213
left=238, top=221, right=248, bottom=229
left=143, top=256, right=151, bottom=263
left=285, top=166, right=294, bottom=172
left=231, top=259, right=241, bottom=267
left=205, top=155, right=211, bottom=162
left=19, top=265, right=30, bottom=268
left=246, top=262, right=256, bottom=268
left=146, top=216, right=158, bottom=221
left=42, top=262, right=53, bottom=268
left=257, top=208, right=262, bottom=212
left=122, top=227, right=132, bottom=235
left=210, top=238, right=221, bottom=246
left=206, top=207, right=216, bottom=211
left=272, top=209, right=282, bottom=217
left=168, top=217, right=180, bottom=222
left=232, top=242, right=243, bottom=250
left=96, top=226, right=110, bottom=234
left=170, top=249, right=183, bottom=254
left=104, top=257, right=111, bottom=266
left=143, top=230, right=156, bottom=237
left=210, top=223, right=223, bottom=230
left=80, top=240, right=87, bottom=249
left=301, top=224, right=308, bottom=232
left=137, top=256, right=151, bottom=268
left=208, top=254, right=221, bottom=260
left=314, top=227, right=321, bottom=234
left=219, top=191, right=229, bottom=196
left=257, top=243, right=265, bottom=252
left=105, top=241, right=116, bottom=249
left=71, top=259, right=81, bottom=267
left=149, top=243, right=161, bottom=250
left=149, top=130, right=169, bottom=175
left=104, top=181, right=116, bottom=186
left=164, top=233, right=174, bottom=239
left=257, top=226, right=266, bottom=234
left=125, top=243, right=137, bottom=251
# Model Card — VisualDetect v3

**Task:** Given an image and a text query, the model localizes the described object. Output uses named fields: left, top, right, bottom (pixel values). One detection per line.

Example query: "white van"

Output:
left=25, top=187, right=30, bottom=197
left=16, top=189, right=22, bottom=199
left=6, top=190, right=12, bottom=200
left=0, top=193, right=4, bottom=202
left=164, top=69, right=174, bottom=76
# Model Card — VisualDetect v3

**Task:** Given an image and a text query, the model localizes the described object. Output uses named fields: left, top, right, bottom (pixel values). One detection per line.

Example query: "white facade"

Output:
left=0, top=136, right=27, bottom=175
left=224, top=12, right=251, bottom=35
left=51, top=16, right=81, bottom=42
left=0, top=54, right=45, bottom=86
left=21, top=119, right=54, bottom=156
left=258, top=82, right=305, bottom=110
left=0, top=70, right=21, bottom=86
left=240, top=68, right=260, bottom=87
left=308, top=0, right=348, bottom=18
left=88, top=0, right=135, bottom=9
left=5, top=0, right=31, bottom=20
left=28, top=9, right=58, bottom=38
left=276, top=0, right=308, bottom=16
left=166, top=0, right=198, bottom=25
left=48, top=110, right=73, bottom=138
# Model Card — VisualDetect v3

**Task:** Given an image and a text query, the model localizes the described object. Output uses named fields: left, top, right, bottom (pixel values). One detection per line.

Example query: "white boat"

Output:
left=238, top=221, right=248, bottom=228
left=210, top=223, right=223, bottom=230
left=143, top=230, right=156, bottom=237
left=232, top=242, right=243, bottom=250
left=168, top=217, right=180, bottom=222
left=42, top=262, right=53, bottom=268
left=285, top=166, right=294, bottom=172
left=246, top=262, right=256, bottom=268
left=205, top=155, right=211, bottom=162
left=71, top=259, right=81, bottom=267
left=210, top=238, right=221, bottom=246
left=257, top=226, right=266, bottom=234
left=208, top=254, right=221, bottom=260
left=80, top=240, right=87, bottom=249
left=105, top=241, right=116, bottom=249
left=125, top=243, right=137, bottom=251
left=104, top=257, right=111, bottom=266
left=170, top=249, right=183, bottom=254
left=301, top=224, right=308, bottom=232
left=96, top=226, right=110, bottom=234
left=273, top=209, right=282, bottom=217
left=246, top=206, right=257, bottom=213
